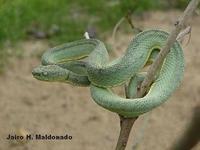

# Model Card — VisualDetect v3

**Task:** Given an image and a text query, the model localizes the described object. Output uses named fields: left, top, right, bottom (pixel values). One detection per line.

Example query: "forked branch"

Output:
left=138, top=0, right=199, bottom=97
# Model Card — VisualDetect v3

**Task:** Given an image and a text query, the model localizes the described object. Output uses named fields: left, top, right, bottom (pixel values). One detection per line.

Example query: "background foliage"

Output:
left=0, top=0, right=190, bottom=71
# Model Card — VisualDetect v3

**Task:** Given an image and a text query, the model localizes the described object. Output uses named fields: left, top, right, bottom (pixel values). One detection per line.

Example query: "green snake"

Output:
left=32, top=29, right=184, bottom=118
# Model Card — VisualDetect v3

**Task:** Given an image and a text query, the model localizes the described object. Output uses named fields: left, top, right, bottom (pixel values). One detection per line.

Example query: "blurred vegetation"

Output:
left=0, top=0, right=190, bottom=71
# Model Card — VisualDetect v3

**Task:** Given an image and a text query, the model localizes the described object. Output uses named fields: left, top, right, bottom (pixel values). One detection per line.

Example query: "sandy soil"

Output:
left=0, top=11, right=199, bottom=150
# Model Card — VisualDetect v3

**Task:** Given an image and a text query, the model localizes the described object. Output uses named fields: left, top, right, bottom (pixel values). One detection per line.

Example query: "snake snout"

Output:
left=32, top=67, right=44, bottom=79
left=32, top=68, right=40, bottom=76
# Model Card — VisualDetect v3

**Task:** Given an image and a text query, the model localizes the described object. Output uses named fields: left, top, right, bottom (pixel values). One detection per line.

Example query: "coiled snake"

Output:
left=32, top=29, right=184, bottom=117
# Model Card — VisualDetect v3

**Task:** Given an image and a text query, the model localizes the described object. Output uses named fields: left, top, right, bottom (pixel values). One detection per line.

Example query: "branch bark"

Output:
left=115, top=0, right=199, bottom=150
left=176, top=26, right=191, bottom=43
left=116, top=115, right=138, bottom=150
left=115, top=84, right=138, bottom=150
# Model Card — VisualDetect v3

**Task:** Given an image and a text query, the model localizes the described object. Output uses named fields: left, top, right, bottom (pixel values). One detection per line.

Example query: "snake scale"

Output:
left=32, top=29, right=184, bottom=118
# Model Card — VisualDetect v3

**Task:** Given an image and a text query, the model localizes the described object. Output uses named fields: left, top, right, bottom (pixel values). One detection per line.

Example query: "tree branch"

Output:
left=115, top=0, right=199, bottom=150
left=176, top=26, right=191, bottom=43
left=116, top=115, right=138, bottom=150
left=138, top=0, right=199, bottom=97
left=115, top=84, right=138, bottom=150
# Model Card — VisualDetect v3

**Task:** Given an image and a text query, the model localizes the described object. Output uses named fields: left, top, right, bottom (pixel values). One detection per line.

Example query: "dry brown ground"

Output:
left=0, top=11, right=199, bottom=150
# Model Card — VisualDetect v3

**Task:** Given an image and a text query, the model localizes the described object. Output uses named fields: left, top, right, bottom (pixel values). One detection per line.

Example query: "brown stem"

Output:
left=115, top=84, right=138, bottom=150
left=116, top=116, right=138, bottom=150
left=125, top=11, right=135, bottom=30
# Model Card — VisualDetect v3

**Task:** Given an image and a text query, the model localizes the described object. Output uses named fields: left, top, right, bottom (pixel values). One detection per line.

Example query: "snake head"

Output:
left=32, top=65, right=69, bottom=82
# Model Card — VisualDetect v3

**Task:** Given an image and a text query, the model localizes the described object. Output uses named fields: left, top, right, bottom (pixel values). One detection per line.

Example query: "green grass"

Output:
left=0, top=0, right=190, bottom=45
left=0, top=0, right=120, bottom=45
left=0, top=0, right=190, bottom=72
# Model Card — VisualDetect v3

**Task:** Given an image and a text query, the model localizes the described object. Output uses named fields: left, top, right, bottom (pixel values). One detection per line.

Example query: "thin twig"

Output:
left=177, top=26, right=192, bottom=44
left=177, top=26, right=191, bottom=41
left=112, top=17, right=125, bottom=45
left=111, top=12, right=142, bottom=56
left=115, top=0, right=199, bottom=150
left=125, top=12, right=135, bottom=29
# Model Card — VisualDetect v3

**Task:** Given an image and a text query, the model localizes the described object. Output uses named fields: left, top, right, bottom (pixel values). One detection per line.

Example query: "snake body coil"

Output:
left=32, top=29, right=184, bottom=117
